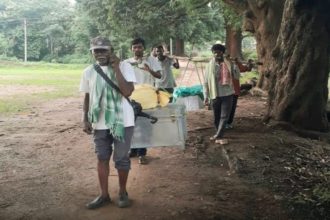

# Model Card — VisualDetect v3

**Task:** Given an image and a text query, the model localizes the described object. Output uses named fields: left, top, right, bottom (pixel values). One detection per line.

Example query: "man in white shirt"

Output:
left=125, top=38, right=162, bottom=86
left=80, top=36, right=136, bottom=209
left=155, top=45, right=179, bottom=95
left=124, top=38, right=162, bottom=164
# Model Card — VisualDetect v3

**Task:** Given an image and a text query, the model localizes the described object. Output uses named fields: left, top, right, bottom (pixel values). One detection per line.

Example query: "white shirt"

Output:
left=125, top=57, right=162, bottom=85
left=79, top=61, right=136, bottom=128
left=155, top=57, right=176, bottom=89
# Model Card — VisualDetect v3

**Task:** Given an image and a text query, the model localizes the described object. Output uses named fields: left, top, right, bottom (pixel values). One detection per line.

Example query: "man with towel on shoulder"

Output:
left=203, top=44, right=240, bottom=145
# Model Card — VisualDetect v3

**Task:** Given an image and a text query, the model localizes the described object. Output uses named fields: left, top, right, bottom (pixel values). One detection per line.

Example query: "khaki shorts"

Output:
left=93, top=127, right=134, bottom=170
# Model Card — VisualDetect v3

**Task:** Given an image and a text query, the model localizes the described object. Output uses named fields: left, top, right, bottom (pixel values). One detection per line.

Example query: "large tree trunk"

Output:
left=242, top=0, right=285, bottom=90
left=266, top=0, right=330, bottom=131
left=223, top=0, right=330, bottom=132
left=222, top=0, right=285, bottom=89
left=225, top=25, right=243, bottom=60
left=174, top=38, right=185, bottom=56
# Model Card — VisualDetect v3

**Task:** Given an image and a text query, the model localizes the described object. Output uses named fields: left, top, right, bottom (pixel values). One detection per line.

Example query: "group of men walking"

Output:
left=80, top=36, right=250, bottom=210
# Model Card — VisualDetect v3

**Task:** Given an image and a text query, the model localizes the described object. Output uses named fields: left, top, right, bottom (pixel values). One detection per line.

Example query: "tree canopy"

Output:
left=0, top=0, right=79, bottom=61
left=0, top=0, right=329, bottom=132
left=75, top=0, right=227, bottom=52
left=220, top=0, right=330, bottom=131
left=1, top=0, right=234, bottom=59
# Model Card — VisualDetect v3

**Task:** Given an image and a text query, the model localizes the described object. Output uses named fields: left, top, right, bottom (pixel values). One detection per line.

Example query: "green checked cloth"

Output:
left=88, top=66, right=125, bottom=141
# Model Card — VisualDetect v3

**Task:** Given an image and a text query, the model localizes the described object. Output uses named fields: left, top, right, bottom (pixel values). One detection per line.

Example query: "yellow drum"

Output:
left=131, top=84, right=171, bottom=109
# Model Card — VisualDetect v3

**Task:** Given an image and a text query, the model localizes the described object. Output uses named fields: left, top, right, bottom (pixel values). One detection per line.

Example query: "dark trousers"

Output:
left=227, top=95, right=238, bottom=125
left=130, top=148, right=147, bottom=156
left=164, top=88, right=174, bottom=102
left=164, top=88, right=174, bottom=94
left=212, top=95, right=233, bottom=138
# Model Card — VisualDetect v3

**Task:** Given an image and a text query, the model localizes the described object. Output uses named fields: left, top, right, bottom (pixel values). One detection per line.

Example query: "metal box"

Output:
left=131, top=104, right=187, bottom=149
left=175, top=95, right=203, bottom=111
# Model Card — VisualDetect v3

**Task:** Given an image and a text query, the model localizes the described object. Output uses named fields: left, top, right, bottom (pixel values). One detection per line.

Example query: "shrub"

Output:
left=243, top=49, right=258, bottom=60
left=58, top=54, right=91, bottom=64
left=0, top=55, right=20, bottom=62
left=42, top=54, right=91, bottom=64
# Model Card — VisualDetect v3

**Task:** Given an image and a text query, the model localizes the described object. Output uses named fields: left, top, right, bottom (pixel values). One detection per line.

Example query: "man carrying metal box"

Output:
left=125, top=37, right=162, bottom=164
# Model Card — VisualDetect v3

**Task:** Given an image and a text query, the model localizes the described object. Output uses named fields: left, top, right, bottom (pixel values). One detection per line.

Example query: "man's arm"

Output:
left=143, top=63, right=161, bottom=79
left=203, top=66, right=210, bottom=105
left=234, top=58, right=249, bottom=72
left=203, top=82, right=210, bottom=105
left=173, top=58, right=180, bottom=69
left=110, top=54, right=134, bottom=97
left=232, top=63, right=241, bottom=80
left=83, top=93, right=92, bottom=134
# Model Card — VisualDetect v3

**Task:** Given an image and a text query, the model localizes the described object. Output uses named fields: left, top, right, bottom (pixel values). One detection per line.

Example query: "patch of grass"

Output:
left=0, top=61, right=87, bottom=115
left=242, top=49, right=258, bottom=60
left=0, top=98, right=26, bottom=113
left=240, top=71, right=259, bottom=84
left=197, top=50, right=213, bottom=58
left=173, top=68, right=181, bottom=79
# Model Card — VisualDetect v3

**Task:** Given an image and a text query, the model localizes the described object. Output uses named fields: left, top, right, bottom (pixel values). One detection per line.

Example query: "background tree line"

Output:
left=0, top=0, right=257, bottom=62
left=0, top=0, right=241, bottom=62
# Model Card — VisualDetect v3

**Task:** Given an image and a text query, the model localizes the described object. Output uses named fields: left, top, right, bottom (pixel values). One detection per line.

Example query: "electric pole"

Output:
left=170, top=38, right=173, bottom=56
left=24, top=18, right=27, bottom=62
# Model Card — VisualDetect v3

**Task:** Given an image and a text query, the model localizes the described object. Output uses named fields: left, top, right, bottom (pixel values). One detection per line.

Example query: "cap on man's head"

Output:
left=211, top=44, right=226, bottom=53
left=90, top=36, right=111, bottom=51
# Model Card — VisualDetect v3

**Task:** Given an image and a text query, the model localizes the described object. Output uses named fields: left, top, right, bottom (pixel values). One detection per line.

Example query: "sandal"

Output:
left=215, top=139, right=229, bottom=145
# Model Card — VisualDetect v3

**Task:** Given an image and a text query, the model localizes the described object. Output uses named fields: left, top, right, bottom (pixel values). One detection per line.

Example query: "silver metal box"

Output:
left=175, top=95, right=203, bottom=111
left=131, top=104, right=187, bottom=149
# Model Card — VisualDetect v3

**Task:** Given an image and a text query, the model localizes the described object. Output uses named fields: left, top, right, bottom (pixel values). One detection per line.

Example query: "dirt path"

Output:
left=0, top=94, right=282, bottom=220
left=1, top=62, right=329, bottom=219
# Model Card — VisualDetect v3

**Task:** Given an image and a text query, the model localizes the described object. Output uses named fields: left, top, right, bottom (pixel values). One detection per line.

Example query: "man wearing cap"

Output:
left=125, top=37, right=162, bottom=165
left=80, top=36, right=136, bottom=209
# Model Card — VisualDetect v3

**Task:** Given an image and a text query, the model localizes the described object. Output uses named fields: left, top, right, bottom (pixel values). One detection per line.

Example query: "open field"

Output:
left=0, top=62, right=86, bottom=114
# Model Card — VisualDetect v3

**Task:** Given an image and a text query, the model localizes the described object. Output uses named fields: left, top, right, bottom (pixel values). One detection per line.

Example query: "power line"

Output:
left=0, top=17, right=74, bottom=25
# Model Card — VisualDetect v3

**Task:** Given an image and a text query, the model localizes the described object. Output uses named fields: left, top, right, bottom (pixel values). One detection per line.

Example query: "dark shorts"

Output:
left=93, top=127, right=134, bottom=171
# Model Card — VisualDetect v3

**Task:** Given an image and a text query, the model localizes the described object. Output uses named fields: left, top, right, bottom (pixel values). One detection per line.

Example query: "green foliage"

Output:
left=0, top=54, right=20, bottom=62
left=240, top=71, right=259, bottom=84
left=217, top=1, right=242, bottom=30
left=242, top=49, right=258, bottom=60
left=0, top=98, right=27, bottom=114
left=242, top=35, right=257, bottom=60
left=196, top=49, right=213, bottom=58
left=58, top=54, right=91, bottom=64
left=184, top=41, right=216, bottom=57
left=78, top=0, right=225, bottom=49
left=0, top=0, right=246, bottom=62
left=172, top=68, right=181, bottom=79
left=0, top=0, right=78, bottom=61
left=242, top=35, right=256, bottom=49
left=0, top=33, right=10, bottom=55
